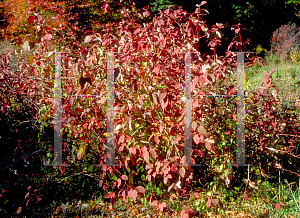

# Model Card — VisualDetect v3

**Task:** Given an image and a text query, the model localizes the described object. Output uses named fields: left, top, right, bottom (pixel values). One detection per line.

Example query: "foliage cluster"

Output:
left=287, top=45, right=300, bottom=63
left=270, top=22, right=300, bottom=61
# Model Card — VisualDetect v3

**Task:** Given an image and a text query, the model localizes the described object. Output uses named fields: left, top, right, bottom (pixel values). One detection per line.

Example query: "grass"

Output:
left=244, top=52, right=300, bottom=104
left=48, top=179, right=300, bottom=217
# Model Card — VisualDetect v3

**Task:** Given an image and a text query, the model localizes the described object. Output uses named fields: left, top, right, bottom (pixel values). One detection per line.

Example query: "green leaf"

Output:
left=88, top=165, right=93, bottom=172
left=111, top=175, right=117, bottom=181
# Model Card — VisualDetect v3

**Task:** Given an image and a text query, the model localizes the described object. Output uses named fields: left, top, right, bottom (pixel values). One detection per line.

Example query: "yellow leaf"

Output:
left=151, top=122, right=158, bottom=126
left=27, top=55, right=34, bottom=64
left=16, top=206, right=22, bottom=214
left=77, top=144, right=87, bottom=160
left=165, top=117, right=170, bottom=121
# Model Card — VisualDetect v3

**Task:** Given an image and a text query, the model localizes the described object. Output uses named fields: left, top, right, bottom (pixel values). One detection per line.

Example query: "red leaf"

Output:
left=159, top=124, right=163, bottom=134
left=141, top=146, right=147, bottom=154
left=83, top=122, right=88, bottom=130
left=154, top=135, right=160, bottom=144
left=79, top=135, right=86, bottom=140
left=84, top=35, right=93, bottom=43
left=206, top=197, right=211, bottom=208
left=179, top=167, right=185, bottom=177
left=192, top=99, right=198, bottom=108
left=24, top=192, right=30, bottom=200
left=171, top=163, right=177, bottom=173
left=32, top=68, right=37, bottom=76
left=275, top=203, right=280, bottom=210
left=102, top=3, right=110, bottom=13
left=131, top=190, right=137, bottom=201
left=96, top=120, right=101, bottom=128
left=263, top=75, right=269, bottom=84
left=111, top=197, right=116, bottom=206
left=194, top=192, right=200, bottom=198
left=159, top=93, right=167, bottom=102
left=105, top=192, right=115, bottom=199
left=168, top=183, right=175, bottom=192
left=65, top=87, right=72, bottom=95
left=69, top=96, right=74, bottom=105
left=149, top=148, right=157, bottom=159
left=193, top=134, right=200, bottom=145
left=119, top=134, right=125, bottom=144
left=37, top=15, right=42, bottom=22
left=174, top=136, right=181, bottom=144
left=198, top=1, right=207, bottom=7
left=196, top=149, right=204, bottom=157
left=121, top=175, right=128, bottom=180
left=117, top=178, right=121, bottom=188
left=99, top=180, right=103, bottom=187
left=164, top=175, right=168, bottom=184
left=159, top=201, right=166, bottom=212
left=130, top=156, right=136, bottom=165
left=243, top=193, right=251, bottom=202
left=205, top=142, right=212, bottom=151
left=135, top=186, right=145, bottom=194
left=150, top=200, right=158, bottom=206
left=160, top=38, right=166, bottom=48
left=17, top=37, right=21, bottom=45
left=43, top=34, right=52, bottom=41
left=28, top=16, right=34, bottom=24
left=161, top=98, right=168, bottom=110
left=143, top=150, right=149, bottom=163
left=152, top=66, right=160, bottom=75
left=26, top=199, right=30, bottom=207
left=59, top=165, right=66, bottom=175
left=180, top=210, right=189, bottom=218
left=269, top=68, right=276, bottom=75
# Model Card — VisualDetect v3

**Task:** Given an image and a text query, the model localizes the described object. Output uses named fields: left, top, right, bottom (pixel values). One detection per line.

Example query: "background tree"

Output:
left=285, top=0, right=300, bottom=17
left=0, top=0, right=69, bottom=43
left=198, top=0, right=300, bottom=55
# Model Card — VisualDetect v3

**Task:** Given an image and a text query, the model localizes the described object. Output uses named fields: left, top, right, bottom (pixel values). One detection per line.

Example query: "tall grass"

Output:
left=245, top=51, right=300, bottom=105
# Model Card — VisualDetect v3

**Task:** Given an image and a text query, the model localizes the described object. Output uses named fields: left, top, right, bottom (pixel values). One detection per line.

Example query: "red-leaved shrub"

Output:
left=270, top=21, right=300, bottom=61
